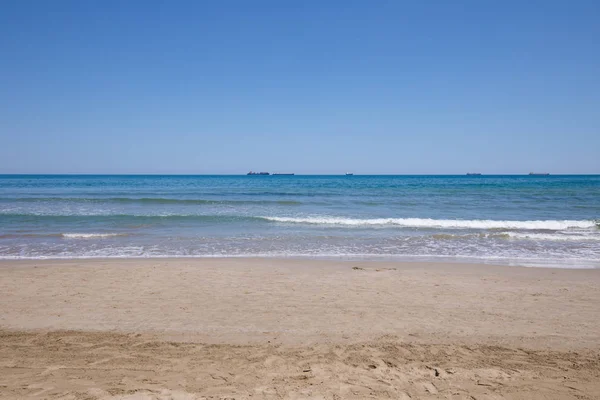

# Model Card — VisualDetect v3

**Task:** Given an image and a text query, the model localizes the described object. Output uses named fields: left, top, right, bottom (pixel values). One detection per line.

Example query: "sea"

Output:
left=0, top=174, right=598, bottom=268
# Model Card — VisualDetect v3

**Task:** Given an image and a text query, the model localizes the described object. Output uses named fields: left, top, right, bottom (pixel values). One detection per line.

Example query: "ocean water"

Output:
left=0, top=174, right=599, bottom=267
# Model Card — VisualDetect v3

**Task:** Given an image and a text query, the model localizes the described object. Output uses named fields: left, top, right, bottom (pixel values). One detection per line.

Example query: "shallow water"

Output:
left=1, top=174, right=599, bottom=267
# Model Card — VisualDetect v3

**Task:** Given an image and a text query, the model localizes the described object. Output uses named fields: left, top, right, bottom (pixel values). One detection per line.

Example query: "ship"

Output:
left=529, top=172, right=550, bottom=176
left=272, top=173, right=295, bottom=176
left=247, top=171, right=270, bottom=175
left=466, top=173, right=482, bottom=176
left=345, top=173, right=354, bottom=176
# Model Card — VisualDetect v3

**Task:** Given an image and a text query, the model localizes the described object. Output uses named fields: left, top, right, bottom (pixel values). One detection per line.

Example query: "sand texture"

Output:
left=1, top=258, right=599, bottom=399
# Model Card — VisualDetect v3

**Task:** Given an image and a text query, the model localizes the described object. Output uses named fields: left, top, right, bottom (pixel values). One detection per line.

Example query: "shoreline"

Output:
left=1, top=255, right=599, bottom=269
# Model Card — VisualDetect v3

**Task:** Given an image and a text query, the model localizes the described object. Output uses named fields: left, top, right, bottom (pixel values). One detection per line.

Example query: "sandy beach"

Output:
left=1, top=258, right=599, bottom=399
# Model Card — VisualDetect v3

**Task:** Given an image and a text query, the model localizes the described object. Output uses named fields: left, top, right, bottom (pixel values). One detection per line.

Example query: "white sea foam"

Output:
left=263, top=216, right=598, bottom=230
left=506, top=232, right=600, bottom=241
left=61, top=233, right=125, bottom=239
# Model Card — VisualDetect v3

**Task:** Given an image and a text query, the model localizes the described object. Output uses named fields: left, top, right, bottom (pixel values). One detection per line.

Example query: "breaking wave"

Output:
left=263, top=216, right=598, bottom=230
left=61, top=233, right=127, bottom=239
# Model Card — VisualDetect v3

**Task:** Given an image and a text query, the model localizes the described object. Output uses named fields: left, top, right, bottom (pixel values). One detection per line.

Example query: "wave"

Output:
left=0, top=232, right=130, bottom=239
left=506, top=232, right=600, bottom=241
left=430, top=232, right=600, bottom=241
left=431, top=233, right=511, bottom=240
left=1, top=212, right=598, bottom=231
left=263, top=217, right=599, bottom=230
left=3, top=230, right=597, bottom=242
left=61, top=233, right=127, bottom=239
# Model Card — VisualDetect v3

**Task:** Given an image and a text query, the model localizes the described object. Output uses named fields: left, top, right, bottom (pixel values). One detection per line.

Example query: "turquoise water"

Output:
left=1, top=175, right=599, bottom=267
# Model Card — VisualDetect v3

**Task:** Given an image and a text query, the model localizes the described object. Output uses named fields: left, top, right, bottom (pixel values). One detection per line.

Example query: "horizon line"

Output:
left=1, top=173, right=599, bottom=176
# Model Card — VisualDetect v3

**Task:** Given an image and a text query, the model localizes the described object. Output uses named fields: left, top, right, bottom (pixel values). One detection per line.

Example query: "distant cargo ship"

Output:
left=529, top=172, right=550, bottom=176
left=466, top=173, right=482, bottom=176
left=247, top=171, right=270, bottom=175
left=345, top=173, right=354, bottom=176
left=272, top=173, right=295, bottom=176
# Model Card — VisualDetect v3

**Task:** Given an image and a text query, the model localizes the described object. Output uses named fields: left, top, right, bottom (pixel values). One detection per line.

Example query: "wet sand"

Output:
left=1, top=258, right=599, bottom=399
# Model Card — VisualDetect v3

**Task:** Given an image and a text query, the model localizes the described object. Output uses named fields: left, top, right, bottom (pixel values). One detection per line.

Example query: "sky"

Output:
left=0, top=1, right=599, bottom=174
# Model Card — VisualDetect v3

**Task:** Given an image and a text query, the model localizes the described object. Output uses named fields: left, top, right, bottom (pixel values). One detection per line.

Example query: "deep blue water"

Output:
left=1, top=175, right=599, bottom=267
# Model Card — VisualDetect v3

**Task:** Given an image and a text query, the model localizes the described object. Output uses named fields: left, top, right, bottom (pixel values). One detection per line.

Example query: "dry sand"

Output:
left=1, top=258, right=599, bottom=399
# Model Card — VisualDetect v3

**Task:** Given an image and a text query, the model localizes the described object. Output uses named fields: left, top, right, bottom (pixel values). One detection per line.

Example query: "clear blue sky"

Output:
left=1, top=1, right=598, bottom=174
